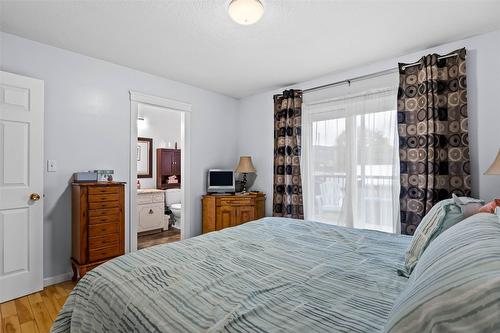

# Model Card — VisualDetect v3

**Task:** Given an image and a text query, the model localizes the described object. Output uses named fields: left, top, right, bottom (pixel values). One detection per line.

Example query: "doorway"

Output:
left=129, top=92, right=191, bottom=253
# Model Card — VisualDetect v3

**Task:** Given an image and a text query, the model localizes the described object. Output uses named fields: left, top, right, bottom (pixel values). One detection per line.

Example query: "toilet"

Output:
left=165, top=188, right=182, bottom=228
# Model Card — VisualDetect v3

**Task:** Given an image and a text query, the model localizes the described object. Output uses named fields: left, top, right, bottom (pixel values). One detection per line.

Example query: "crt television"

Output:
left=207, top=169, right=235, bottom=193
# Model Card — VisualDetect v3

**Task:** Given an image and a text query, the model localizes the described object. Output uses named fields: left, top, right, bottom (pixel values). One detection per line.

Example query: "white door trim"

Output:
left=130, top=91, right=192, bottom=113
left=129, top=91, right=192, bottom=252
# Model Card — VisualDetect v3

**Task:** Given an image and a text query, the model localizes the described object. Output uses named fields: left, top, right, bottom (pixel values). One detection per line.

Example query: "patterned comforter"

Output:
left=51, top=217, right=411, bottom=332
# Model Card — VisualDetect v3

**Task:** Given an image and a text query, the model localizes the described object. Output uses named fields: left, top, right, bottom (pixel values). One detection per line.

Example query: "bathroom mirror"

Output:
left=137, top=137, right=153, bottom=178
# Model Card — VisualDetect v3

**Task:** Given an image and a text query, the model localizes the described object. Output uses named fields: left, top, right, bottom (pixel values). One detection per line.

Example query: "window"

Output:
left=302, top=77, right=400, bottom=233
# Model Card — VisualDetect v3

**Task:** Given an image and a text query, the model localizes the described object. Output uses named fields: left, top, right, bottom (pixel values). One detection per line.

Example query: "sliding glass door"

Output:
left=303, top=88, right=399, bottom=233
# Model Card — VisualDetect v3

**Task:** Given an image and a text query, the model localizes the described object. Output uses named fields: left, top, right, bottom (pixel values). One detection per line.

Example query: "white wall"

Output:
left=0, top=32, right=239, bottom=280
left=137, top=104, right=181, bottom=189
left=237, top=29, right=500, bottom=216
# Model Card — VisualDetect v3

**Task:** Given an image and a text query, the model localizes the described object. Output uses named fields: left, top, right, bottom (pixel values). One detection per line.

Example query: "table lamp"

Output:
left=485, top=149, right=500, bottom=175
left=485, top=149, right=500, bottom=216
left=235, top=156, right=256, bottom=193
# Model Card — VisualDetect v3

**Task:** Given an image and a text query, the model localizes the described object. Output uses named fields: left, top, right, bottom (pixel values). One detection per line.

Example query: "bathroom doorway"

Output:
left=129, top=92, right=191, bottom=252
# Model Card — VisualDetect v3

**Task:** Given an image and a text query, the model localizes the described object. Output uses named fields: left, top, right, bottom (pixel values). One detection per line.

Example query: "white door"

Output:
left=0, top=71, right=44, bottom=302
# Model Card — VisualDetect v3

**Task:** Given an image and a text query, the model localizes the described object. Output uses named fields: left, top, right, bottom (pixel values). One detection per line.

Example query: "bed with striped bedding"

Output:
left=51, top=217, right=411, bottom=332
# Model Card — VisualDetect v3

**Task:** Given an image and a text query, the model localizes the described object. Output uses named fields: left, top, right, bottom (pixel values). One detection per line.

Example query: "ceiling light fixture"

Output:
left=228, top=0, right=264, bottom=25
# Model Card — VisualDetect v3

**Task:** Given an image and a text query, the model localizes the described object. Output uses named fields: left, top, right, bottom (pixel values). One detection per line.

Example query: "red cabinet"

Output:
left=173, top=150, right=181, bottom=174
left=160, top=150, right=173, bottom=175
left=156, top=149, right=181, bottom=189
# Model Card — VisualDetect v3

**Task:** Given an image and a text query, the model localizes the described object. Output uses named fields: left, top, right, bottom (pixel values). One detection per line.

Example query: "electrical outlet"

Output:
left=47, top=160, right=57, bottom=172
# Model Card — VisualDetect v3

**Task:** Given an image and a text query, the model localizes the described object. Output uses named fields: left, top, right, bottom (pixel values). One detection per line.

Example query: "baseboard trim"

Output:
left=44, top=272, right=73, bottom=287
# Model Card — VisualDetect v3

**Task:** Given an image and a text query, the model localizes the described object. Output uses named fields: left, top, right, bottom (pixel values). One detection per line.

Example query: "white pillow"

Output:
left=402, top=199, right=462, bottom=276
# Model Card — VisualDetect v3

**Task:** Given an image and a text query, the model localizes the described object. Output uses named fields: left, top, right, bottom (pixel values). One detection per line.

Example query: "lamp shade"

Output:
left=235, top=156, right=256, bottom=173
left=485, top=149, right=500, bottom=175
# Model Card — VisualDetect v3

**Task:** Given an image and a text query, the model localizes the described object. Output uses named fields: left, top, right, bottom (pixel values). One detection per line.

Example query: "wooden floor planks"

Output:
left=138, top=227, right=181, bottom=250
left=0, top=281, right=76, bottom=333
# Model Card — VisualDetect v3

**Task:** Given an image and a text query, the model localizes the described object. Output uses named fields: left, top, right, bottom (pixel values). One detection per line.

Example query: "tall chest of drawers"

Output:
left=71, top=182, right=125, bottom=280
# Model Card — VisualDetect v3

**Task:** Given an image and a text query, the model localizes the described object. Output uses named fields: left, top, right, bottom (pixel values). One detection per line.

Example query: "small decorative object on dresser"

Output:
left=137, top=188, right=167, bottom=232
left=202, top=192, right=265, bottom=233
left=94, top=169, right=114, bottom=182
left=71, top=182, right=125, bottom=280
left=73, top=171, right=98, bottom=183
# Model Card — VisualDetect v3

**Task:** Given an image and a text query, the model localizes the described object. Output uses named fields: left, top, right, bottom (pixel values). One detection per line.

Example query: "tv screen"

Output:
left=209, top=171, right=234, bottom=186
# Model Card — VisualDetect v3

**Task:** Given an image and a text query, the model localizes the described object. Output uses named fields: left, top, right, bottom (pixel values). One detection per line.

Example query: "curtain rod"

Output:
left=303, top=68, right=397, bottom=93
left=303, top=53, right=458, bottom=94
left=400, top=53, right=458, bottom=70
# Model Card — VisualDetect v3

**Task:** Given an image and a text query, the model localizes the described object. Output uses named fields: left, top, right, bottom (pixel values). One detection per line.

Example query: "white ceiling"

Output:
left=2, top=0, right=500, bottom=98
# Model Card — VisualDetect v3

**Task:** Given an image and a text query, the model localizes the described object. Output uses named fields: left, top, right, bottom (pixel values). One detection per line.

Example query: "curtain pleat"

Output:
left=398, top=48, right=470, bottom=235
left=273, top=89, right=304, bottom=219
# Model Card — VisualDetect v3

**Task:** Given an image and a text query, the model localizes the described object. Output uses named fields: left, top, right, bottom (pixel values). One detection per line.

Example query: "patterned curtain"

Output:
left=398, top=48, right=470, bottom=235
left=272, top=89, right=304, bottom=219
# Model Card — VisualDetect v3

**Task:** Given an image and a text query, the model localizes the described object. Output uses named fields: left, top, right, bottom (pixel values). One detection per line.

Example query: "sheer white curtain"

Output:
left=302, top=84, right=400, bottom=233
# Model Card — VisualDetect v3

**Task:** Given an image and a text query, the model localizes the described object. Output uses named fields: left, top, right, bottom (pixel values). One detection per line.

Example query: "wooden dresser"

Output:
left=71, top=182, right=125, bottom=280
left=202, top=192, right=265, bottom=234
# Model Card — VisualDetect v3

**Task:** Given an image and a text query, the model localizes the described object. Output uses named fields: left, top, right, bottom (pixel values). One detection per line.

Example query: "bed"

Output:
left=51, top=217, right=412, bottom=332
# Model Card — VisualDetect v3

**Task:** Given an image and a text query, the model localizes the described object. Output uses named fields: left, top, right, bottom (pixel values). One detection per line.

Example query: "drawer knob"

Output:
left=149, top=209, right=154, bottom=214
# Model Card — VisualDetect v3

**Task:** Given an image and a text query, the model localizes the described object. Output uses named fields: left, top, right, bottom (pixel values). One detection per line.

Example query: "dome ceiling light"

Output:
left=228, top=0, right=264, bottom=25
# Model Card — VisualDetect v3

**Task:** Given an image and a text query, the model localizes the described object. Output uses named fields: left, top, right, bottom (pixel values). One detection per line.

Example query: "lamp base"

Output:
left=241, top=173, right=248, bottom=193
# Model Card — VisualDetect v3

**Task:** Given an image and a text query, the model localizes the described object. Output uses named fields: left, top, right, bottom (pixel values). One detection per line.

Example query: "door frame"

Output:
left=129, top=91, right=192, bottom=252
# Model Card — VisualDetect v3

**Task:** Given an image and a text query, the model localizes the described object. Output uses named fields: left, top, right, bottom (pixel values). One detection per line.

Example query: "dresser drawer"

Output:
left=89, top=234, right=119, bottom=250
left=88, top=186, right=120, bottom=195
left=137, top=194, right=152, bottom=204
left=88, top=207, right=120, bottom=217
left=152, top=193, right=164, bottom=203
left=89, top=222, right=119, bottom=237
left=88, top=194, right=119, bottom=203
left=89, top=215, right=119, bottom=225
left=137, top=192, right=164, bottom=204
left=89, top=245, right=120, bottom=262
left=89, top=201, right=119, bottom=210
left=218, top=198, right=254, bottom=206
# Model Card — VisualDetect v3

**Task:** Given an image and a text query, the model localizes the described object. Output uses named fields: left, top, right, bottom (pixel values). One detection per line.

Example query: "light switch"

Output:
left=47, top=160, right=57, bottom=172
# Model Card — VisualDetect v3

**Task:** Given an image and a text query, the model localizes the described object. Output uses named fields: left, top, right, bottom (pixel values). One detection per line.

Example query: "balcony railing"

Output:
left=312, top=172, right=394, bottom=232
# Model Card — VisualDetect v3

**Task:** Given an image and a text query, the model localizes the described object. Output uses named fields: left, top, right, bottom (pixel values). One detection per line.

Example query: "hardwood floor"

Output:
left=138, top=227, right=181, bottom=250
left=1, top=230, right=181, bottom=332
left=0, top=281, right=76, bottom=333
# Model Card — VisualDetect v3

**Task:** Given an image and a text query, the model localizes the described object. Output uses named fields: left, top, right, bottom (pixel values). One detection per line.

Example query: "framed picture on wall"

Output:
left=137, top=137, right=153, bottom=178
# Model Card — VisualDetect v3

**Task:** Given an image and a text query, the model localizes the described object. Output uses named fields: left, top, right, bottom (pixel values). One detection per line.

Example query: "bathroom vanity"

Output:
left=137, top=188, right=167, bottom=232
